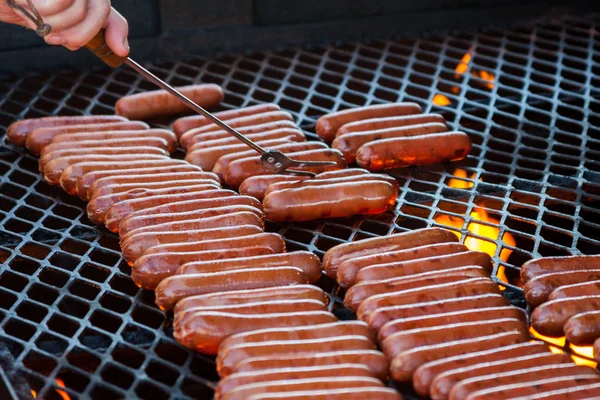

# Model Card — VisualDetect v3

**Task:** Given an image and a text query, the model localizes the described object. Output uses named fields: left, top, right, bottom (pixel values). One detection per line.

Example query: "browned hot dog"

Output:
left=173, top=103, right=280, bottom=137
left=515, top=382, right=600, bottom=399
left=565, top=310, right=600, bottom=345
left=549, top=280, right=600, bottom=301
left=323, top=227, right=458, bottom=279
left=115, top=84, right=224, bottom=120
left=7, top=115, right=127, bottom=146
left=531, top=296, right=600, bottom=336
left=525, top=270, right=600, bottom=307
left=239, top=175, right=311, bottom=200
left=316, top=102, right=422, bottom=142
left=332, top=122, right=448, bottom=163
left=336, top=113, right=447, bottom=137
left=264, top=181, right=397, bottom=222
left=520, top=255, right=600, bottom=283
left=185, top=123, right=302, bottom=151
left=356, top=132, right=472, bottom=170
left=244, top=387, right=402, bottom=400
left=464, top=376, right=600, bottom=400
left=26, top=121, right=149, bottom=154
left=41, top=137, right=172, bottom=159
left=49, top=129, right=178, bottom=153
left=90, top=179, right=221, bottom=200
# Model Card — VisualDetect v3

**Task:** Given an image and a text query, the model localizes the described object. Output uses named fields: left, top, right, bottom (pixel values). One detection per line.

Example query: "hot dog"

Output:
left=520, top=255, right=600, bottom=283
left=448, top=364, right=598, bottom=400
left=90, top=179, right=221, bottom=200
left=245, top=387, right=402, bottom=400
left=356, top=131, right=472, bottom=170
left=338, top=242, right=469, bottom=289
left=264, top=181, right=397, bottom=222
left=185, top=123, right=302, bottom=151
left=316, top=102, right=423, bottom=142
left=115, top=84, right=224, bottom=120
left=26, top=121, right=149, bottom=155
left=175, top=251, right=322, bottom=282
left=430, top=352, right=576, bottom=400
left=377, top=294, right=510, bottom=341
left=564, top=310, right=600, bottom=345
left=332, top=122, right=448, bottom=163
left=224, top=148, right=347, bottom=188
left=345, top=266, right=487, bottom=312
left=219, top=321, right=374, bottom=351
left=49, top=129, right=178, bottom=153
left=355, top=251, right=493, bottom=283
left=323, top=227, right=458, bottom=279
left=381, top=318, right=528, bottom=358
left=531, top=296, right=600, bottom=336
left=315, top=168, right=371, bottom=179
left=525, top=270, right=600, bottom=307
left=120, top=205, right=263, bottom=237
left=173, top=285, right=328, bottom=314
left=104, top=189, right=237, bottom=232
left=464, top=376, right=600, bottom=400
left=41, top=137, right=172, bottom=159
left=217, top=336, right=377, bottom=377
left=357, top=278, right=500, bottom=322
left=549, top=280, right=600, bottom=301
left=173, top=103, right=280, bottom=137
left=121, top=224, right=263, bottom=264
left=7, top=115, right=127, bottom=146
left=412, top=341, right=550, bottom=398
left=239, top=175, right=310, bottom=200
left=233, top=349, right=389, bottom=380
left=173, top=311, right=337, bottom=356
left=336, top=114, right=447, bottom=137
left=389, top=331, right=529, bottom=382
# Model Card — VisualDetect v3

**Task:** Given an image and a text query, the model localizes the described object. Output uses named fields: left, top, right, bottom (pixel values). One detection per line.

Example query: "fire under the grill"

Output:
left=0, top=8, right=599, bottom=400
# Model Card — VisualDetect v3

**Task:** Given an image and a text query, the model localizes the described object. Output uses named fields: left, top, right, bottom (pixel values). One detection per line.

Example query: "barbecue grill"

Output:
left=1, top=6, right=600, bottom=400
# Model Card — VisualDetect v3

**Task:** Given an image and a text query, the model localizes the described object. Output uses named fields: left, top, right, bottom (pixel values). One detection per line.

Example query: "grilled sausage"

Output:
left=115, top=84, right=224, bottom=120
left=90, top=179, right=221, bottom=200
left=224, top=148, right=347, bottom=189
left=345, top=266, right=487, bottom=312
left=520, top=255, right=600, bottom=284
left=175, top=251, right=322, bottom=282
left=155, top=266, right=308, bottom=312
left=186, top=138, right=292, bottom=170
left=338, top=242, right=469, bottom=290
left=26, top=121, right=149, bottom=154
left=122, top=224, right=263, bottom=264
left=219, top=321, right=374, bottom=352
left=336, top=113, right=447, bottom=137
left=245, top=387, right=402, bottom=400
left=44, top=154, right=170, bottom=185
left=315, top=168, right=371, bottom=179
left=356, top=131, right=472, bottom=170
left=173, top=103, right=281, bottom=137
left=264, top=181, right=397, bottom=222
left=50, top=128, right=178, bottom=153
left=40, top=137, right=171, bottom=158
left=525, top=270, right=600, bottom=307
left=7, top=115, right=127, bottom=146
left=217, top=376, right=384, bottom=400
left=173, top=285, right=328, bottom=314
left=355, top=251, right=493, bottom=283
left=185, top=123, right=302, bottom=151
left=381, top=318, right=528, bottom=359
left=549, top=280, right=600, bottom=301
left=357, top=277, right=501, bottom=322
left=564, top=310, right=600, bottom=345
left=389, top=331, right=529, bottom=382
left=377, top=294, right=510, bottom=341
left=60, top=159, right=192, bottom=195
left=515, top=382, right=600, bottom=399
left=412, top=341, right=550, bottom=398
left=215, top=364, right=374, bottom=399
left=448, top=364, right=598, bottom=400
left=323, top=227, right=458, bottom=279
left=239, top=175, right=311, bottom=200
left=213, top=142, right=329, bottom=178
left=531, top=296, right=600, bottom=336
left=430, top=353, right=577, bottom=400
left=173, top=311, right=337, bottom=356
left=316, top=102, right=423, bottom=142
left=104, top=189, right=237, bottom=232
left=332, top=122, right=448, bottom=163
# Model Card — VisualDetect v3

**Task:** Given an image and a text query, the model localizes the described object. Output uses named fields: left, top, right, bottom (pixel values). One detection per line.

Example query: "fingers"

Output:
left=31, top=0, right=75, bottom=16
left=104, top=8, right=130, bottom=57
left=42, top=0, right=88, bottom=35
left=51, top=0, right=111, bottom=50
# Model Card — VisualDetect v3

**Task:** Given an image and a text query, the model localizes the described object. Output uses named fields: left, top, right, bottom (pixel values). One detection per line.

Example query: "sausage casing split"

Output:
left=264, top=181, right=397, bottom=222
left=155, top=266, right=307, bottom=311
left=520, top=255, right=600, bottom=284
left=173, top=311, right=337, bottom=356
left=115, top=84, right=224, bottom=120
left=356, top=131, right=472, bottom=171
left=524, top=270, right=600, bottom=307
left=173, top=103, right=280, bottom=137
left=185, top=123, right=302, bottom=151
left=323, top=227, right=458, bottom=279
left=50, top=128, right=178, bottom=153
left=336, top=113, right=447, bottom=137
left=316, top=102, right=423, bottom=142
left=239, top=175, right=310, bottom=200
left=565, top=310, right=600, bottom=345
left=245, top=387, right=402, bottom=400
left=26, top=121, right=149, bottom=155
left=7, top=115, right=128, bottom=146
left=531, top=295, right=600, bottom=336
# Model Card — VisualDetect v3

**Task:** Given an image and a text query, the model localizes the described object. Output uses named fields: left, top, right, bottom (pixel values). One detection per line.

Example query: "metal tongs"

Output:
left=8, top=0, right=335, bottom=176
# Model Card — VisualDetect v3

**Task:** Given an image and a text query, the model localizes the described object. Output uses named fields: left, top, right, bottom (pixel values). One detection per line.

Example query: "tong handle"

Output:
left=85, top=28, right=127, bottom=68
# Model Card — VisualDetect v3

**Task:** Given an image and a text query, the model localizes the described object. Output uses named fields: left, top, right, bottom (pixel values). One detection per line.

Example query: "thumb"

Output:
left=104, top=7, right=129, bottom=57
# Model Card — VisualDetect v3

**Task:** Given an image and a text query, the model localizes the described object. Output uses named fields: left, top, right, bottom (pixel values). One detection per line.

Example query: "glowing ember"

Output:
left=31, top=390, right=36, bottom=399
left=529, top=327, right=596, bottom=367
left=455, top=53, right=472, bottom=75
left=454, top=51, right=495, bottom=90
left=432, top=94, right=451, bottom=106
left=55, top=379, right=71, bottom=400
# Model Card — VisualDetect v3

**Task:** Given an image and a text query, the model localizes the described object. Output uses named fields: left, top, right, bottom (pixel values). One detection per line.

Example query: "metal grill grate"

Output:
left=0, top=12, right=599, bottom=400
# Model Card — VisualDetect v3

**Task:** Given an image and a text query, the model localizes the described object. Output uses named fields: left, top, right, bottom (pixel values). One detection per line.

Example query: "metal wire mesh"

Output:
left=0, top=12, right=599, bottom=400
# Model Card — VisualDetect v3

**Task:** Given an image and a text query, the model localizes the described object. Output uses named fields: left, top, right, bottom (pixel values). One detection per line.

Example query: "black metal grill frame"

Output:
left=0, top=11, right=599, bottom=400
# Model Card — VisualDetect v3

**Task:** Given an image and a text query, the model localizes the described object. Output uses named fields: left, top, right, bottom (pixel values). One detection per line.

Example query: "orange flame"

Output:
left=529, top=327, right=596, bottom=367
left=31, top=390, right=36, bottom=399
left=455, top=53, right=472, bottom=75
left=433, top=94, right=451, bottom=106
left=55, top=379, right=71, bottom=400
left=455, top=51, right=495, bottom=90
